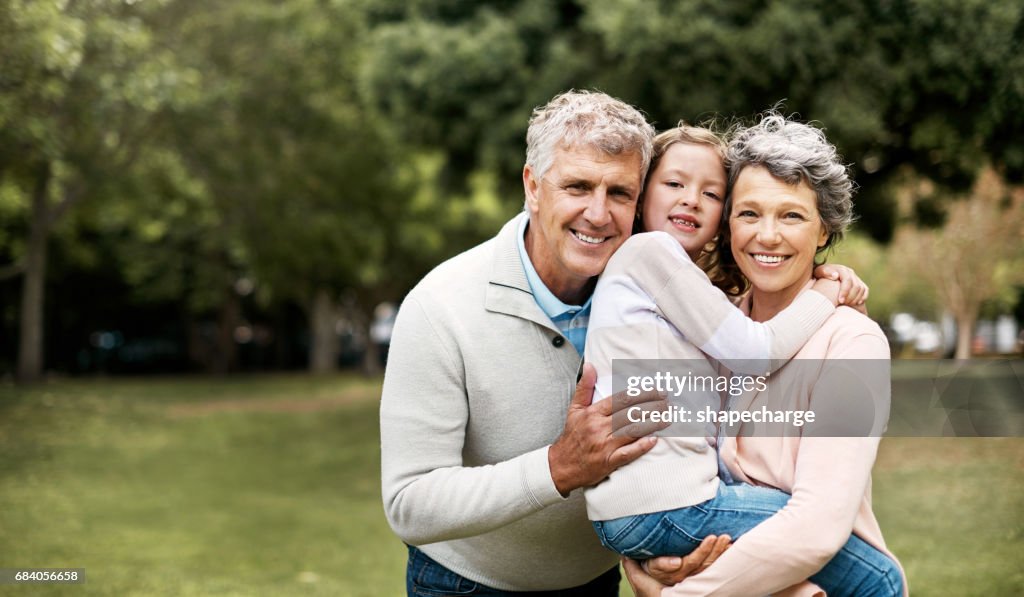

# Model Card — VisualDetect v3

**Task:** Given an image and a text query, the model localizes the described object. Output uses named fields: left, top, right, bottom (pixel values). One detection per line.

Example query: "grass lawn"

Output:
left=0, top=375, right=405, bottom=596
left=1, top=367, right=1022, bottom=596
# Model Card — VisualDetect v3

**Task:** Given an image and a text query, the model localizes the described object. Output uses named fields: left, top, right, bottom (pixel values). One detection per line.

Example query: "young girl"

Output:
left=583, top=123, right=901, bottom=596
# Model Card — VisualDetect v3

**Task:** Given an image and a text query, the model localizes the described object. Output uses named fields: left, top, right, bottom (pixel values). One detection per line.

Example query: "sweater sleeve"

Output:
left=660, top=331, right=889, bottom=596
left=630, top=233, right=835, bottom=374
left=380, top=295, right=565, bottom=546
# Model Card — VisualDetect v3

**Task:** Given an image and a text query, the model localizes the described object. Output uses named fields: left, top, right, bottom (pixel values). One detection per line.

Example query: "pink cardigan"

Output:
left=662, top=294, right=908, bottom=597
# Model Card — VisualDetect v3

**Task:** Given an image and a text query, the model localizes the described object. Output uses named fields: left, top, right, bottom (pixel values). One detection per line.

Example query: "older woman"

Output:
left=626, top=114, right=907, bottom=596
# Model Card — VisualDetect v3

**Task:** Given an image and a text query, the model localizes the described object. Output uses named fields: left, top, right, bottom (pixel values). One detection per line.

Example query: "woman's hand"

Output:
left=626, top=534, right=733, bottom=592
left=812, top=263, right=868, bottom=306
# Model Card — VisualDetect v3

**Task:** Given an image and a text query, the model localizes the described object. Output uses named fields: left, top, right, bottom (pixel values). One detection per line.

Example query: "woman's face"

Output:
left=729, top=166, right=828, bottom=299
left=641, top=142, right=726, bottom=259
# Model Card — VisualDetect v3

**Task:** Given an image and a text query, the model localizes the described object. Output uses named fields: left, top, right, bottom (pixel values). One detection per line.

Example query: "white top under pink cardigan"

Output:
left=661, top=285, right=908, bottom=597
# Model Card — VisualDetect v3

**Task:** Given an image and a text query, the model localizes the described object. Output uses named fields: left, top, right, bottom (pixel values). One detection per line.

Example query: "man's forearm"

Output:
left=380, top=296, right=566, bottom=543
left=382, top=442, right=564, bottom=544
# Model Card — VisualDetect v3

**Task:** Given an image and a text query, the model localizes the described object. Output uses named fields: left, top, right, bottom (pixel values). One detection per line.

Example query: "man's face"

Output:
left=523, top=145, right=643, bottom=302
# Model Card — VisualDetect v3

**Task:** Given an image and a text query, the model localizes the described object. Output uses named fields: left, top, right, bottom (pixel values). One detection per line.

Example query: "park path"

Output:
left=166, top=386, right=378, bottom=418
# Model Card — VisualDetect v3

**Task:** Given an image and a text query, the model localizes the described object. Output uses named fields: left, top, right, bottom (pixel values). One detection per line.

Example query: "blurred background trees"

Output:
left=890, top=168, right=1024, bottom=358
left=1, top=0, right=1022, bottom=380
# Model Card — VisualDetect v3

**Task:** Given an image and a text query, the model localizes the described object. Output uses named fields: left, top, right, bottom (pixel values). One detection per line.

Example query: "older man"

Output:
left=381, top=90, right=669, bottom=595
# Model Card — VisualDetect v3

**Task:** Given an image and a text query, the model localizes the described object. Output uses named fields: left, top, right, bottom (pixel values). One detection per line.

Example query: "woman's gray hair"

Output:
left=726, top=112, right=855, bottom=252
left=526, top=90, right=655, bottom=182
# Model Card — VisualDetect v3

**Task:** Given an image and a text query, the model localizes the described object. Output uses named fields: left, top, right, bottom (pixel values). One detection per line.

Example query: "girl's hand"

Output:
left=812, top=264, right=868, bottom=306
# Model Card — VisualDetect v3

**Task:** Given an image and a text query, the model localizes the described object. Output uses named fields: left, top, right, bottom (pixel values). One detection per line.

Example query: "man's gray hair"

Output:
left=726, top=113, right=855, bottom=252
left=526, top=90, right=655, bottom=182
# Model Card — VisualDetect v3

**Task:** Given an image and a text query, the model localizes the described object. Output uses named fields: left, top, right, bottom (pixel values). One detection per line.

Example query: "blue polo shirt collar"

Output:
left=516, top=216, right=592, bottom=320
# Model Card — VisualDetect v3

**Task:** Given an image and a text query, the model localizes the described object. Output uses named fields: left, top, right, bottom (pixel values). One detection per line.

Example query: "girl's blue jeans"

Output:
left=592, top=483, right=903, bottom=597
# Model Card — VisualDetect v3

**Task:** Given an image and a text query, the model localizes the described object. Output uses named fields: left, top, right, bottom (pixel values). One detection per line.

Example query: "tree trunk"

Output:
left=273, top=305, right=292, bottom=370
left=185, top=318, right=208, bottom=372
left=309, top=288, right=339, bottom=374
left=212, top=284, right=241, bottom=374
left=361, top=314, right=381, bottom=376
left=954, top=311, right=975, bottom=360
left=16, top=163, right=52, bottom=383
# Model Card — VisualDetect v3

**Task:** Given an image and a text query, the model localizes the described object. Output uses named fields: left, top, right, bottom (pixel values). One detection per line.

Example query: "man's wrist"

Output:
left=547, top=441, right=576, bottom=497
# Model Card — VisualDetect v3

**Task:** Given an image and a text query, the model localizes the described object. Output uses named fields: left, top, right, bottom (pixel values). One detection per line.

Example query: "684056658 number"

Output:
left=0, top=568, right=85, bottom=584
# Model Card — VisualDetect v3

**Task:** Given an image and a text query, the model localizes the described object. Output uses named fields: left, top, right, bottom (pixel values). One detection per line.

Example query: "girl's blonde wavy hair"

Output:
left=638, top=121, right=747, bottom=296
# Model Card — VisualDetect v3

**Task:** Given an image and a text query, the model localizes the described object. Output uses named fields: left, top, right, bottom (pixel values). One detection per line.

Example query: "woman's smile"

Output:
left=729, top=165, right=829, bottom=313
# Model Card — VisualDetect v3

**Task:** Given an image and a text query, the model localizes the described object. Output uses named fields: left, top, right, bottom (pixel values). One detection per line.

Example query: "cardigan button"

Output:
left=552, top=336, right=565, bottom=348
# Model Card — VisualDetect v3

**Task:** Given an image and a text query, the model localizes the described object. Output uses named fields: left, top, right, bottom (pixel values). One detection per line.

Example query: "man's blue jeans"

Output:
left=592, top=483, right=903, bottom=597
left=405, top=545, right=620, bottom=596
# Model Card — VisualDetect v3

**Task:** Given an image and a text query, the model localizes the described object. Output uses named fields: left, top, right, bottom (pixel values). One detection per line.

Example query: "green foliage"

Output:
left=360, top=0, right=1024, bottom=241
left=829, top=230, right=937, bottom=324
left=74, top=147, right=233, bottom=312
left=0, top=177, right=27, bottom=254
left=362, top=12, right=528, bottom=151
left=390, top=151, right=516, bottom=287
left=360, top=0, right=600, bottom=193
left=890, top=167, right=1024, bottom=339
left=2, top=0, right=1022, bottom=372
left=158, top=0, right=410, bottom=308
left=0, top=0, right=194, bottom=178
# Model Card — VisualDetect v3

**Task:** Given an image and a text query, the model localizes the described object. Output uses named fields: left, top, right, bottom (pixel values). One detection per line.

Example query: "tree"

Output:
left=362, top=0, right=1024, bottom=241
left=581, top=0, right=1024, bottom=240
left=892, top=167, right=1024, bottom=359
left=162, top=0, right=411, bottom=373
left=360, top=0, right=608, bottom=195
left=0, top=0, right=195, bottom=381
left=70, top=145, right=245, bottom=374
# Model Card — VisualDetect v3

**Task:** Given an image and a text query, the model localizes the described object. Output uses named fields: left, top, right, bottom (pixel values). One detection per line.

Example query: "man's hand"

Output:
left=812, top=263, right=868, bottom=306
left=548, top=363, right=667, bottom=496
left=642, top=534, right=733, bottom=585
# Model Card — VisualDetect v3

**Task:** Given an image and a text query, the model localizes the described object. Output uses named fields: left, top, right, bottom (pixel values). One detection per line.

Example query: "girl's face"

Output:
left=729, top=166, right=829, bottom=301
left=641, top=142, right=726, bottom=259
